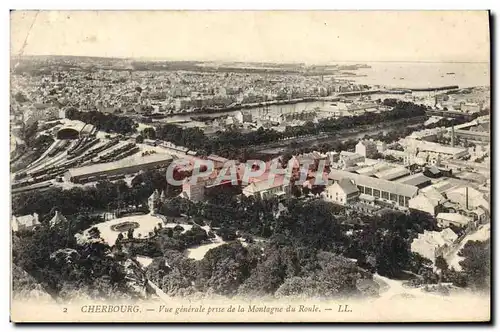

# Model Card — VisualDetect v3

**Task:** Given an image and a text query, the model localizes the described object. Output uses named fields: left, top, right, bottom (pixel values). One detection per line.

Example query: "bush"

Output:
left=216, top=227, right=237, bottom=241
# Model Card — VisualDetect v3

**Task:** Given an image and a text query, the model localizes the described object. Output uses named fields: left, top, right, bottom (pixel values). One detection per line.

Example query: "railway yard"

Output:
left=10, top=119, right=168, bottom=194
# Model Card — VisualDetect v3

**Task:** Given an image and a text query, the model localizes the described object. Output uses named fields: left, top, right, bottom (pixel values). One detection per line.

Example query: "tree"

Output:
left=14, top=91, right=29, bottom=103
left=302, top=186, right=311, bottom=196
left=458, top=240, right=490, bottom=290
left=239, top=248, right=286, bottom=296
left=143, top=127, right=157, bottom=140
left=88, top=227, right=101, bottom=239
left=115, top=233, right=124, bottom=246
left=291, top=185, right=302, bottom=198
left=135, top=135, right=144, bottom=144
left=310, top=185, right=325, bottom=196
left=217, top=227, right=237, bottom=241
left=127, top=228, right=134, bottom=239
left=435, top=256, right=448, bottom=272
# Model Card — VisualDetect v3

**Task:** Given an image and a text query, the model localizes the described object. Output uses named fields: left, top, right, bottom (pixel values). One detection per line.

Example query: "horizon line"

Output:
left=11, top=54, right=490, bottom=65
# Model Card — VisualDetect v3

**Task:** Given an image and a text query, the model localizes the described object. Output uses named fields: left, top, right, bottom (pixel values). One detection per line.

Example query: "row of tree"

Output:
left=140, top=100, right=429, bottom=158
left=66, top=108, right=137, bottom=135
left=12, top=169, right=179, bottom=219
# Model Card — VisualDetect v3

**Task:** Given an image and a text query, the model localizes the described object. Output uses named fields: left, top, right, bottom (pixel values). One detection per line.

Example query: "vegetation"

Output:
left=13, top=177, right=489, bottom=301
left=457, top=240, right=490, bottom=290
left=14, top=91, right=29, bottom=103
left=66, top=108, right=137, bottom=135
left=12, top=215, right=141, bottom=301
left=12, top=169, right=179, bottom=219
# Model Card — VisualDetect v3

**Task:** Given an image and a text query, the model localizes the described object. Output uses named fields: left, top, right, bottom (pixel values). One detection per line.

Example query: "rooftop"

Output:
left=412, top=141, right=468, bottom=156
left=374, top=166, right=410, bottom=181
left=396, top=173, right=431, bottom=187
left=436, top=213, right=473, bottom=225
left=328, top=169, right=419, bottom=198
left=67, top=153, right=173, bottom=178
left=243, top=174, right=289, bottom=194
left=337, top=178, right=359, bottom=195
left=412, top=228, right=458, bottom=248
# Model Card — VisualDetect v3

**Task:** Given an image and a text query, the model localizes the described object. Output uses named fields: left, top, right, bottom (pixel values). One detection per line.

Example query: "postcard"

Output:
left=10, top=10, right=491, bottom=323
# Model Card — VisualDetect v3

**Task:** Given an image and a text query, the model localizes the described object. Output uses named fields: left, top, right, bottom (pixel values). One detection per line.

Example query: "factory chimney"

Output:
left=466, top=186, right=469, bottom=210
left=451, top=125, right=455, bottom=147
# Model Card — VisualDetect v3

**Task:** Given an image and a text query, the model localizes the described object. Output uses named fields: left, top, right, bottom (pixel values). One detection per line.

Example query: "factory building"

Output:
left=64, top=153, right=173, bottom=183
left=328, top=169, right=419, bottom=208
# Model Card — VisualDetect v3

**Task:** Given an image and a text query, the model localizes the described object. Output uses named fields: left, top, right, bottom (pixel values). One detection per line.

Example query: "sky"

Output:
left=10, top=11, right=490, bottom=64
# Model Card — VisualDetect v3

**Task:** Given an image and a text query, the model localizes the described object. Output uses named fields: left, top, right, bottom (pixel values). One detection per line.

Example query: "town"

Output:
left=11, top=56, right=491, bottom=304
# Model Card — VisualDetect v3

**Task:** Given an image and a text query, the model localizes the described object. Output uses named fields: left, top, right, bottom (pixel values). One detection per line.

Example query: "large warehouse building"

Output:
left=64, top=153, right=173, bottom=183
left=328, top=169, right=419, bottom=208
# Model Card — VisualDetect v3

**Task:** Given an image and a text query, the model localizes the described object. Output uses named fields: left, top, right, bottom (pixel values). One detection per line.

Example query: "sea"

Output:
left=340, top=61, right=490, bottom=89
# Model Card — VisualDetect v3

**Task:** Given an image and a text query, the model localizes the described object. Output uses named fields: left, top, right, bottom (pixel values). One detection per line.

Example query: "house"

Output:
left=11, top=213, right=40, bottom=232
left=181, top=178, right=207, bottom=202
left=471, top=206, right=490, bottom=224
left=339, top=151, right=365, bottom=169
left=242, top=174, right=290, bottom=199
left=445, top=186, right=490, bottom=212
left=49, top=210, right=68, bottom=228
left=409, top=186, right=447, bottom=216
left=323, top=178, right=360, bottom=205
left=436, top=213, right=474, bottom=228
left=234, top=111, right=252, bottom=123
left=290, top=151, right=328, bottom=171
left=409, top=194, right=441, bottom=216
left=355, top=140, right=378, bottom=158
left=148, top=189, right=168, bottom=213
left=328, top=169, right=419, bottom=208
left=423, top=165, right=442, bottom=178
left=207, top=154, right=229, bottom=169
left=326, top=151, right=340, bottom=164
left=411, top=228, right=458, bottom=262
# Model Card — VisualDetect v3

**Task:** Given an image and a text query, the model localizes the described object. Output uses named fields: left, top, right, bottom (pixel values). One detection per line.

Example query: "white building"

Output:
left=11, top=213, right=40, bottom=232
left=181, top=178, right=206, bottom=202
left=403, top=138, right=469, bottom=161
left=323, top=178, right=360, bottom=205
left=49, top=210, right=68, bottom=228
left=409, top=194, right=441, bottom=216
left=411, top=228, right=458, bottom=262
left=355, top=140, right=378, bottom=158
left=461, top=102, right=480, bottom=113
left=148, top=189, right=167, bottom=213
left=234, top=111, right=253, bottom=123
left=436, top=213, right=474, bottom=228
left=242, top=175, right=290, bottom=199
left=339, top=151, right=365, bottom=169
left=408, top=187, right=447, bottom=216
left=446, top=186, right=490, bottom=212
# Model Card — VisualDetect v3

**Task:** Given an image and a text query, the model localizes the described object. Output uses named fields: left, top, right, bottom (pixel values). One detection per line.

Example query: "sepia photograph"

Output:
left=9, top=10, right=491, bottom=323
